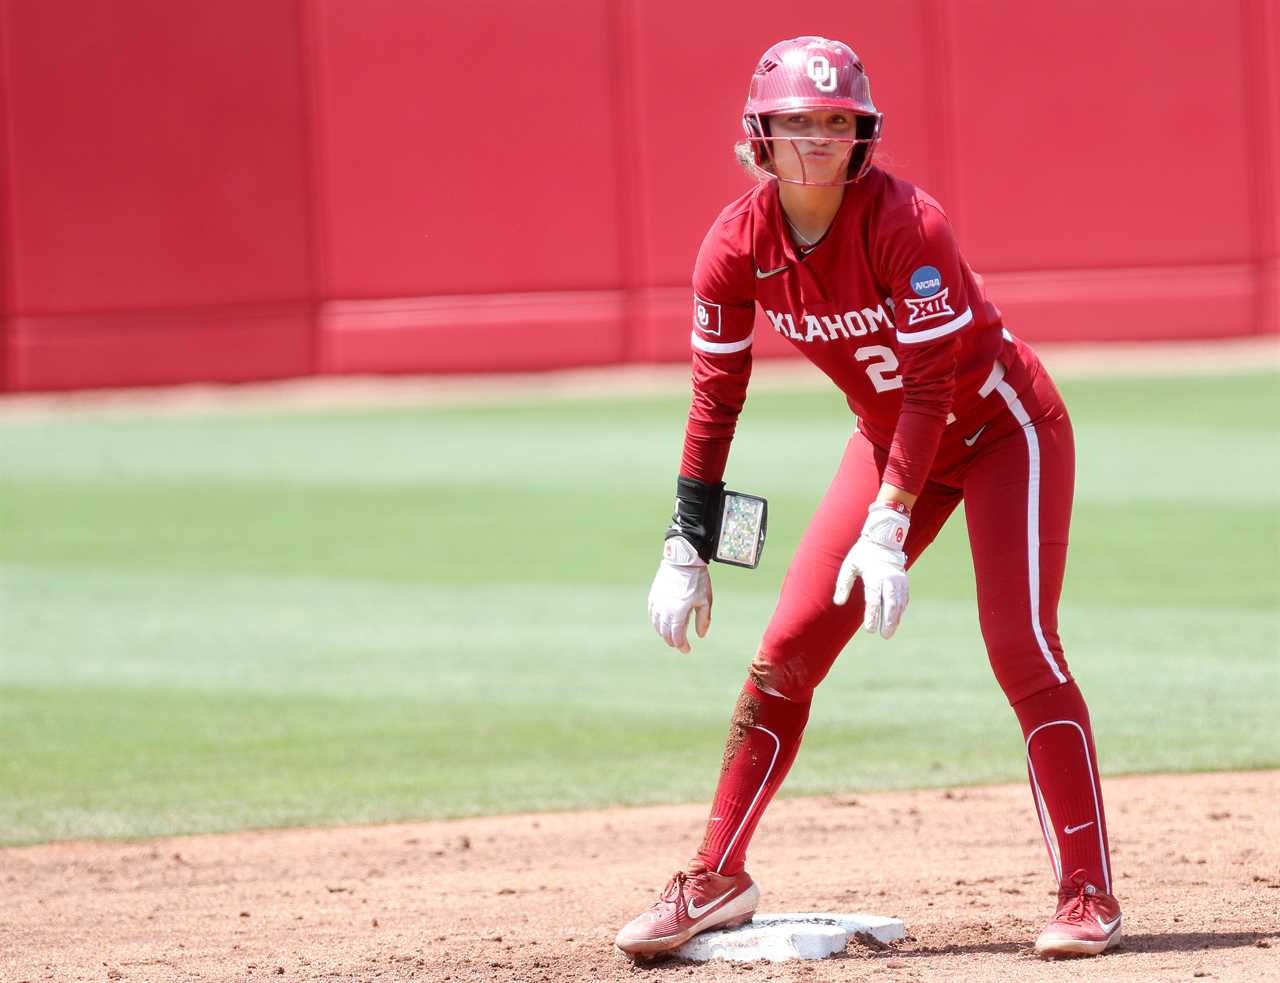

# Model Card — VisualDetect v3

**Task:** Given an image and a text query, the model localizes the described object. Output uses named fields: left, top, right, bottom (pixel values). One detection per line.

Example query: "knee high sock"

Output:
left=694, top=678, right=810, bottom=877
left=1012, top=680, right=1114, bottom=894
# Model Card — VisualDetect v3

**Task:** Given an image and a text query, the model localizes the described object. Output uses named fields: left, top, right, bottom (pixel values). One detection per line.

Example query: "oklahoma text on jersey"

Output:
left=763, top=301, right=895, bottom=342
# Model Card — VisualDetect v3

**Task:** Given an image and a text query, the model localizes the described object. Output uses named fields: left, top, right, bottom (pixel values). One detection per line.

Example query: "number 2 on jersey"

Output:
left=855, top=344, right=903, bottom=393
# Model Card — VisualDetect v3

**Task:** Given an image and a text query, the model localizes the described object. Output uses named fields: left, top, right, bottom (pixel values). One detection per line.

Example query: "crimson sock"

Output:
left=694, top=677, right=810, bottom=876
left=1012, top=680, right=1114, bottom=894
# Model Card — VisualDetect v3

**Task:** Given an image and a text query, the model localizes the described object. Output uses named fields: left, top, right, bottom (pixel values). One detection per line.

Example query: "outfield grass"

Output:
left=1, top=371, right=1277, bottom=845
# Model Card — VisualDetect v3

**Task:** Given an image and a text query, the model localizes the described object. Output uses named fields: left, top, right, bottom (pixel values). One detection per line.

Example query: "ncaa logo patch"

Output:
left=909, top=265, right=943, bottom=297
left=904, top=287, right=955, bottom=326
left=693, top=293, right=722, bottom=336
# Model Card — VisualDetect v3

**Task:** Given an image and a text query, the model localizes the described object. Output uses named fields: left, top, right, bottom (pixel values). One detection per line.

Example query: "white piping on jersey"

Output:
left=896, top=306, right=973, bottom=344
left=691, top=331, right=753, bottom=354
left=978, top=358, right=1007, bottom=398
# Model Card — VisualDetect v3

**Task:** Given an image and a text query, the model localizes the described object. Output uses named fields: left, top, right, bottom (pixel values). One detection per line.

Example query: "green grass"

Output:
left=1, top=370, right=1277, bottom=845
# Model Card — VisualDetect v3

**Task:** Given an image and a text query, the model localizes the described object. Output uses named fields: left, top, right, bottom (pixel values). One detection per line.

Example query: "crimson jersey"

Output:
left=682, top=167, right=1034, bottom=494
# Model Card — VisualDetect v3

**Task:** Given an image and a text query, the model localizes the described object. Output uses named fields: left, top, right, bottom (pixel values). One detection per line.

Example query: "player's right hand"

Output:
left=648, top=536, right=713, bottom=653
left=833, top=503, right=911, bottom=639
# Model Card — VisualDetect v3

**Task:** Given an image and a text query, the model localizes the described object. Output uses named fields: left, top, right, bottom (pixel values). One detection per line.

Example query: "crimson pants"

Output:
left=699, top=366, right=1113, bottom=893
left=760, top=368, right=1073, bottom=705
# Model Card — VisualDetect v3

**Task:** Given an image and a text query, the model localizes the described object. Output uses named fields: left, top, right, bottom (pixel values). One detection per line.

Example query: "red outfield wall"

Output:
left=0, top=0, right=1276, bottom=391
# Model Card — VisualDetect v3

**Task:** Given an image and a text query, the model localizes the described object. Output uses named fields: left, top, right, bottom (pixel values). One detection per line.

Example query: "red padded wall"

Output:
left=948, top=0, right=1254, bottom=269
left=312, top=0, right=628, bottom=373
left=0, top=0, right=314, bottom=389
left=1250, top=0, right=1280, bottom=336
left=315, top=0, right=623, bottom=298
left=0, top=0, right=1275, bottom=391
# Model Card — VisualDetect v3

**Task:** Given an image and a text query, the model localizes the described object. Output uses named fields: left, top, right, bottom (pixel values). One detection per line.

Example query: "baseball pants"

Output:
left=696, top=367, right=1113, bottom=893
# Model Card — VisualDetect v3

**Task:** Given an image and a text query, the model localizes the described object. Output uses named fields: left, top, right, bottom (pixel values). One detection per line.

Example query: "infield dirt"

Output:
left=4, top=771, right=1277, bottom=983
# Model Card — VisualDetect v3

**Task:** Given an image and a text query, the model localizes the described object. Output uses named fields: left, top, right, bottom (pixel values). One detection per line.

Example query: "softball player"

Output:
left=616, top=36, right=1121, bottom=960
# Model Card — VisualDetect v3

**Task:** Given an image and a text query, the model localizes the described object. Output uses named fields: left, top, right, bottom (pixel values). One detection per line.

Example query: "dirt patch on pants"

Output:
left=2, top=772, right=1277, bottom=982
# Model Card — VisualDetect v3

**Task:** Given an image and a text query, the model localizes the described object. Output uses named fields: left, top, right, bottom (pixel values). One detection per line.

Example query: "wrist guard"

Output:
left=664, top=475, right=725, bottom=563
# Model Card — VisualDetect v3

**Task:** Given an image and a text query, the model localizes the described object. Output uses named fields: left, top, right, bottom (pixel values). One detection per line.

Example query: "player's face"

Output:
left=767, top=110, right=856, bottom=184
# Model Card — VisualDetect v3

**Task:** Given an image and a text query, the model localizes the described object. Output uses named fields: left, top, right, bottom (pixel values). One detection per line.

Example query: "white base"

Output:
left=675, top=911, right=907, bottom=963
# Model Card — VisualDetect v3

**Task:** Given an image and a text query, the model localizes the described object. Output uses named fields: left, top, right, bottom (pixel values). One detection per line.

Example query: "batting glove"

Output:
left=648, top=536, right=713, bottom=654
left=833, top=503, right=910, bottom=639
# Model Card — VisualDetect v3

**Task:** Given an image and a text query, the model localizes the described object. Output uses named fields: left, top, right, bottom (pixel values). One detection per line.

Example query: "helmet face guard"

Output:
left=743, top=111, right=883, bottom=187
left=742, top=36, right=883, bottom=186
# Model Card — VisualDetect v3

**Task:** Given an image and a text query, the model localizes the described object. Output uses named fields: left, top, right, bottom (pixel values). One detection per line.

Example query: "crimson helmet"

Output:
left=742, top=36, right=882, bottom=185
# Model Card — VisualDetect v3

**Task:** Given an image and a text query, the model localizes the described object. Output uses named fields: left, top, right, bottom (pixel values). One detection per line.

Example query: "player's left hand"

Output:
left=833, top=503, right=910, bottom=639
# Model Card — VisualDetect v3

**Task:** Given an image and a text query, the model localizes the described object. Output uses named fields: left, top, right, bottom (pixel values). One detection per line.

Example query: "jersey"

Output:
left=681, top=167, right=1034, bottom=495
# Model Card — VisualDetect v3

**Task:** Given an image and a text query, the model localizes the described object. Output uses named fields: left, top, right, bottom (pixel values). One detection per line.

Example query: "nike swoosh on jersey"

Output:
left=1064, top=821, right=1095, bottom=835
left=686, top=889, right=734, bottom=919
left=963, top=424, right=988, bottom=447
left=755, top=265, right=788, bottom=279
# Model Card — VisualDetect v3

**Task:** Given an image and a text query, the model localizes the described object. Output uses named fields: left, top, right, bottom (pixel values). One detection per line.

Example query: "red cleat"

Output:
left=614, top=865, right=759, bottom=957
left=1035, top=869, right=1123, bottom=958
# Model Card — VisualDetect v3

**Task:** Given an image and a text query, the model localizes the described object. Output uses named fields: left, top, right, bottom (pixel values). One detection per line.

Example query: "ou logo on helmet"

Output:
left=806, top=56, right=838, bottom=93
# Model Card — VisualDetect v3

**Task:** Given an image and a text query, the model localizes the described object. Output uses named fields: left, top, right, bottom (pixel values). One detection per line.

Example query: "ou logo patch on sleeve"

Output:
left=693, top=293, right=722, bottom=336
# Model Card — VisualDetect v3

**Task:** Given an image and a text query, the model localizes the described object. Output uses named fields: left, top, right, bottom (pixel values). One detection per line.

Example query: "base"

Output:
left=675, top=911, right=907, bottom=963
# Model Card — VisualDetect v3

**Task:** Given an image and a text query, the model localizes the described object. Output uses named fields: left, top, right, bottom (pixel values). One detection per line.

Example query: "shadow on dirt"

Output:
left=884, top=930, right=1275, bottom=960
left=1119, top=931, right=1274, bottom=954
left=882, top=942, right=1027, bottom=958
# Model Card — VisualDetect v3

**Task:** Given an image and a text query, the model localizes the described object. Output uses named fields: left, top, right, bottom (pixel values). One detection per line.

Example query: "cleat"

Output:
left=614, top=864, right=759, bottom=957
left=1034, top=868, right=1122, bottom=958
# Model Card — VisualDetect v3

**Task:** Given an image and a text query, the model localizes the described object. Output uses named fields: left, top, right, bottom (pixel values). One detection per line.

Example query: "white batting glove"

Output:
left=648, top=536, right=713, bottom=654
left=833, top=503, right=910, bottom=639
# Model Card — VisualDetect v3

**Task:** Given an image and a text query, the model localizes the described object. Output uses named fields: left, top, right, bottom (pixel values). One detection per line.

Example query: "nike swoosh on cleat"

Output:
left=1097, top=914, right=1121, bottom=935
left=755, top=265, right=788, bottom=279
left=963, top=424, right=988, bottom=447
left=686, top=889, right=734, bottom=919
left=1064, top=821, right=1095, bottom=835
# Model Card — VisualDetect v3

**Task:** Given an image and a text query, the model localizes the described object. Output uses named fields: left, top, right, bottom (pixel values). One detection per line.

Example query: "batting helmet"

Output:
left=742, top=36, right=882, bottom=185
